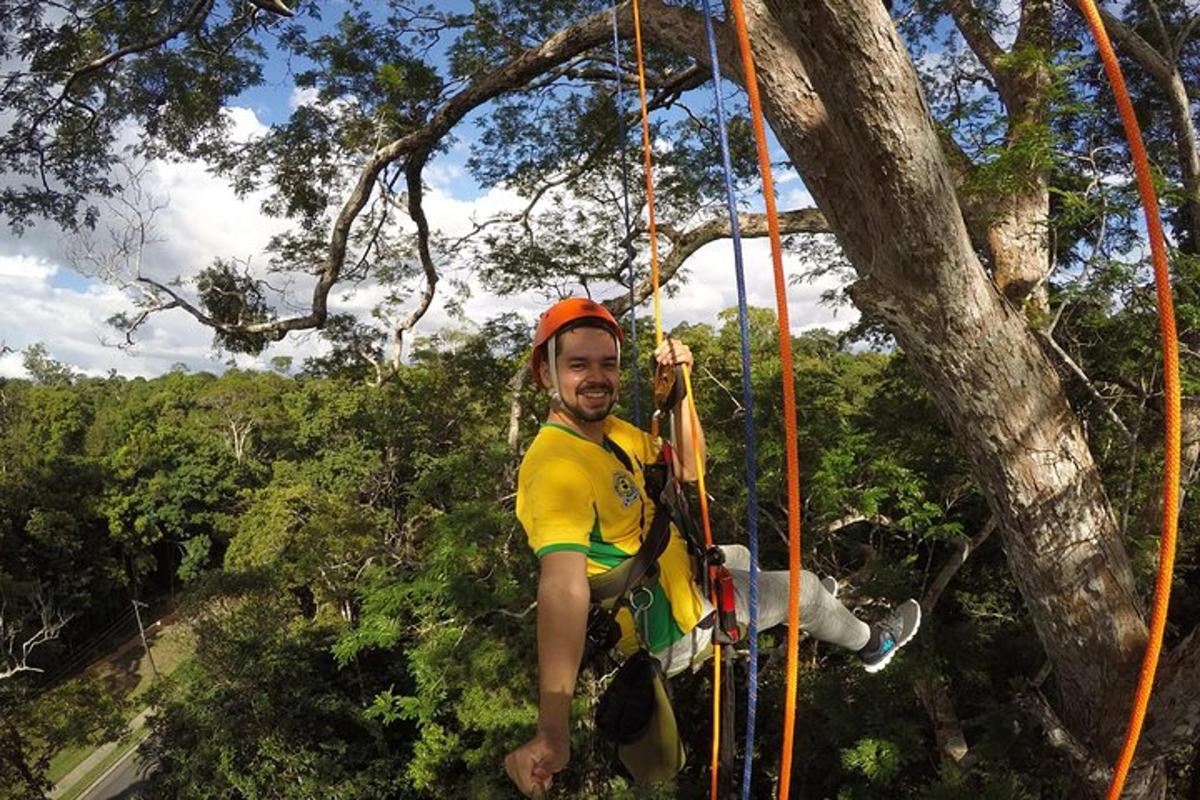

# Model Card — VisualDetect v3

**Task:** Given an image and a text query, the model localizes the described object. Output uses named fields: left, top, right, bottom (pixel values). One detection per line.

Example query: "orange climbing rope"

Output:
left=1074, top=3, right=1182, bottom=798
left=629, top=2, right=726, bottom=796
left=630, top=0, right=663, bottom=349
left=680, top=366, right=723, bottom=798
left=723, top=2, right=805, bottom=798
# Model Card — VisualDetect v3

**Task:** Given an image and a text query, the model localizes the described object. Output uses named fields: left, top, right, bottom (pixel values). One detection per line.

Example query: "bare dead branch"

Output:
left=921, top=516, right=996, bottom=612
left=1017, top=690, right=1112, bottom=793
left=247, top=0, right=294, bottom=17
left=823, top=512, right=897, bottom=534
left=1038, top=331, right=1134, bottom=441
left=0, top=591, right=72, bottom=681
left=914, top=672, right=976, bottom=767
left=508, top=365, right=529, bottom=455
left=387, top=161, right=441, bottom=373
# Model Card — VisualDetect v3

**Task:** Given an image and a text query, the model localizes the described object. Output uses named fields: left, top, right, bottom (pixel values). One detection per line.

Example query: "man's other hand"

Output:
left=654, top=338, right=693, bottom=369
left=504, top=729, right=569, bottom=797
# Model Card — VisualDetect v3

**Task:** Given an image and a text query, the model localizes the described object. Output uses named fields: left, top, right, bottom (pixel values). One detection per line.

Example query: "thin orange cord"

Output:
left=683, top=362, right=723, bottom=796
left=1075, top=3, right=1182, bottom=798
left=631, top=3, right=724, bottom=795
left=630, top=0, right=663, bottom=348
left=724, top=2, right=803, bottom=798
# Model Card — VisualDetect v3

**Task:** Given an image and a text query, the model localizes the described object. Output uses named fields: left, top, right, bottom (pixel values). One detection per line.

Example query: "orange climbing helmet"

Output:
left=530, top=297, right=623, bottom=388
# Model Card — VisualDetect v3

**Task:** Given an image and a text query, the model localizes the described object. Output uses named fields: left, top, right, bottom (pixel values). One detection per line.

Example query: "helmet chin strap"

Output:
left=547, top=336, right=561, bottom=406
left=546, top=333, right=621, bottom=414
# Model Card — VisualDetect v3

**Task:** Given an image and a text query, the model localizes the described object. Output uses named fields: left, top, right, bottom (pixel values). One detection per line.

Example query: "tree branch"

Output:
left=31, top=0, right=215, bottom=140
left=914, top=672, right=976, bottom=767
left=921, top=516, right=997, bottom=613
left=1038, top=331, right=1134, bottom=441
left=1173, top=14, right=1200, bottom=61
left=146, top=1, right=711, bottom=343
left=1094, top=8, right=1173, bottom=83
left=607, top=208, right=829, bottom=317
left=943, top=0, right=1006, bottom=81
left=1134, top=625, right=1199, bottom=758
left=1087, top=7, right=1200, bottom=249
left=1017, top=690, right=1112, bottom=793
left=0, top=591, right=71, bottom=682
left=387, top=160, right=440, bottom=373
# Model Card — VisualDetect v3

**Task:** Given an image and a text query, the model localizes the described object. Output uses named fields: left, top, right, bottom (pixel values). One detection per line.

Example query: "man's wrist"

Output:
left=536, top=722, right=570, bottom=751
left=536, top=691, right=572, bottom=741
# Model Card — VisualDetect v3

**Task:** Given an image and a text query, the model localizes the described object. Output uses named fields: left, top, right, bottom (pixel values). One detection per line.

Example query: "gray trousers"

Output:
left=654, top=545, right=871, bottom=677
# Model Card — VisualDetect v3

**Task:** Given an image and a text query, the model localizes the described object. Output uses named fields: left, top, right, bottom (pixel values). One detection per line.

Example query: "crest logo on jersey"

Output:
left=612, top=471, right=640, bottom=509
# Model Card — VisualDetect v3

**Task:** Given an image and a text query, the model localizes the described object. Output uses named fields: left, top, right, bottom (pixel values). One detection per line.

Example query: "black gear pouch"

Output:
left=595, top=650, right=657, bottom=744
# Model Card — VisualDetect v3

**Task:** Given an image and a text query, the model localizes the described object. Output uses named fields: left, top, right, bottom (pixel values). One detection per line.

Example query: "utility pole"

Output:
left=132, top=599, right=159, bottom=678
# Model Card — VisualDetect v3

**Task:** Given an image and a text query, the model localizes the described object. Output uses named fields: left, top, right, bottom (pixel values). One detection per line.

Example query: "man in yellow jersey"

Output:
left=504, top=298, right=921, bottom=797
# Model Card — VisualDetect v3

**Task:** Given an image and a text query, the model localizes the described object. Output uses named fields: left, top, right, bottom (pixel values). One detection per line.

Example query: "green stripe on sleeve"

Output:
left=536, top=543, right=591, bottom=557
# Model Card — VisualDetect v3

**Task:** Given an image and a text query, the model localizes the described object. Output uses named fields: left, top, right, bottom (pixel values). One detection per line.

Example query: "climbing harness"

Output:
left=579, top=419, right=721, bottom=785
left=1073, top=4, right=1181, bottom=799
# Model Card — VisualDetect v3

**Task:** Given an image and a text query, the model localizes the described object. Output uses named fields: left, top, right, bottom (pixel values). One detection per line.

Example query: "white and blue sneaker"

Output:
left=859, top=599, right=921, bottom=673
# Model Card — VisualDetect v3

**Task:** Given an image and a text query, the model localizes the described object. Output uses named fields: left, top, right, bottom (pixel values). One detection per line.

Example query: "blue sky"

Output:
left=0, top=1, right=849, bottom=380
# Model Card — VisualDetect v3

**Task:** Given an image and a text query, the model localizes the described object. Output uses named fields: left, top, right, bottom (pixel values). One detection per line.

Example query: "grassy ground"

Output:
left=44, top=621, right=195, bottom=786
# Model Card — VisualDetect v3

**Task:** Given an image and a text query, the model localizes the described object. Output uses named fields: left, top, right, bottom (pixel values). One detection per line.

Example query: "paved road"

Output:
left=51, top=710, right=151, bottom=800
left=80, top=740, right=155, bottom=800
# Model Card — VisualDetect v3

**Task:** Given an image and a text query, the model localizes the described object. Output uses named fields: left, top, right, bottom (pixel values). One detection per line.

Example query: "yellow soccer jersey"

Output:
left=516, top=417, right=704, bottom=653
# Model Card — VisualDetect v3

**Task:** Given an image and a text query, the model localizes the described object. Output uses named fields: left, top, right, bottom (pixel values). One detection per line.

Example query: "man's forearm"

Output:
left=674, top=391, right=707, bottom=483
left=535, top=564, right=590, bottom=737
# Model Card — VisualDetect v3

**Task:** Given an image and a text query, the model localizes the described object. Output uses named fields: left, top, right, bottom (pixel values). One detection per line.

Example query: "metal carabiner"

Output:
left=629, top=586, right=655, bottom=645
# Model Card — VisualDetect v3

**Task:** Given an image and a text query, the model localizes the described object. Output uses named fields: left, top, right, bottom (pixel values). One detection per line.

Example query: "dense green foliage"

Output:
left=1, top=304, right=1195, bottom=797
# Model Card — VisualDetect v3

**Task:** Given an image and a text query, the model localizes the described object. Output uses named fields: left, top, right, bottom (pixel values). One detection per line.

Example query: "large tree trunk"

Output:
left=697, top=0, right=1152, bottom=790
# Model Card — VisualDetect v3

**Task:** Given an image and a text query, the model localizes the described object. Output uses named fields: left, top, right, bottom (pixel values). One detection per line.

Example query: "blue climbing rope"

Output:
left=611, top=6, right=642, bottom=427
left=698, top=1, right=762, bottom=795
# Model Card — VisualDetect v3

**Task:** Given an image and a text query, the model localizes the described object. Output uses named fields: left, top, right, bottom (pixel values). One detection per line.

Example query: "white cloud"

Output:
left=140, top=148, right=289, bottom=281
left=289, top=85, right=320, bottom=109
left=780, top=186, right=816, bottom=210
left=224, top=106, right=270, bottom=143
left=0, top=253, right=203, bottom=378
left=0, top=97, right=855, bottom=379
left=657, top=238, right=855, bottom=335
left=0, top=350, right=26, bottom=379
